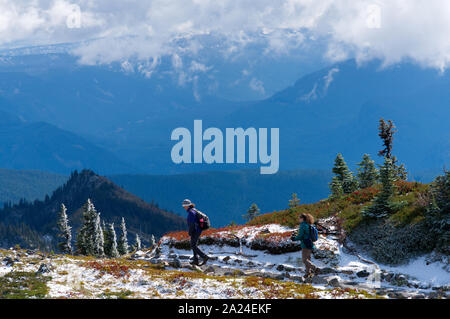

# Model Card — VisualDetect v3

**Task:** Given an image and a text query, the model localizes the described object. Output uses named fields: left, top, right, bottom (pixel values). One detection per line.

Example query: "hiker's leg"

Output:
left=192, top=232, right=207, bottom=259
left=190, top=234, right=199, bottom=262
left=302, top=249, right=316, bottom=275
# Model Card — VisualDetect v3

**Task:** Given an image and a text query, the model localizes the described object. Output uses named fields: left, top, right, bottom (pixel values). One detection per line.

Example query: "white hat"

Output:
left=182, top=199, right=193, bottom=207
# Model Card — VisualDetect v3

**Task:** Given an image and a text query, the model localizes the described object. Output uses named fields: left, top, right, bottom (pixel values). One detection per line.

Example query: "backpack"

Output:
left=194, top=208, right=211, bottom=230
left=310, top=224, right=319, bottom=242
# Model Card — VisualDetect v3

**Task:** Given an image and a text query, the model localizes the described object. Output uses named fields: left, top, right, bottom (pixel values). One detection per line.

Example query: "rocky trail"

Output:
left=0, top=217, right=448, bottom=299
left=132, top=217, right=449, bottom=299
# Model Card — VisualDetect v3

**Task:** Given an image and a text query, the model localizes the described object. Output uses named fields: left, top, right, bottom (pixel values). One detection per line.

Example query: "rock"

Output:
left=388, top=291, right=408, bottom=299
left=178, top=255, right=191, bottom=260
left=169, top=258, right=182, bottom=268
left=247, top=261, right=255, bottom=266
left=412, top=294, right=426, bottom=299
left=375, top=289, right=387, bottom=296
left=224, top=269, right=244, bottom=276
left=342, top=281, right=358, bottom=286
left=138, top=279, right=149, bottom=286
left=428, top=292, right=440, bottom=299
left=339, top=269, right=354, bottom=275
left=283, top=265, right=295, bottom=272
left=327, top=277, right=340, bottom=287
left=319, top=267, right=336, bottom=274
left=264, top=273, right=285, bottom=280
left=168, top=253, right=178, bottom=259
left=243, top=270, right=263, bottom=277
left=276, top=264, right=284, bottom=271
left=356, top=270, right=370, bottom=278
left=3, top=256, right=14, bottom=266
left=392, top=274, right=409, bottom=287
left=204, top=266, right=216, bottom=273
left=209, top=256, right=218, bottom=261
left=289, top=275, right=304, bottom=283
left=222, top=256, right=231, bottom=262
left=37, top=263, right=52, bottom=274
left=311, top=276, right=328, bottom=285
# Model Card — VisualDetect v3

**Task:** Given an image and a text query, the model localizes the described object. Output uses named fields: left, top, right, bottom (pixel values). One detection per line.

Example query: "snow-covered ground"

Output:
left=0, top=221, right=448, bottom=299
left=0, top=248, right=374, bottom=299
left=153, top=222, right=449, bottom=298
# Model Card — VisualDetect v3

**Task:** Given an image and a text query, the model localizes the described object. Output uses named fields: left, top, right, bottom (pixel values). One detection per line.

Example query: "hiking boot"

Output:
left=199, top=256, right=209, bottom=266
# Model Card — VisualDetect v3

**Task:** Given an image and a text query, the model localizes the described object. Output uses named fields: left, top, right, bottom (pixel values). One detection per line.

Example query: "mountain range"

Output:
left=0, top=170, right=186, bottom=249
left=0, top=52, right=448, bottom=176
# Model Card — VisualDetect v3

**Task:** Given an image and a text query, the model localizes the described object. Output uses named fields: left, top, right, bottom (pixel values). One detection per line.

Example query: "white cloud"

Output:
left=0, top=0, right=450, bottom=71
left=249, top=77, right=266, bottom=96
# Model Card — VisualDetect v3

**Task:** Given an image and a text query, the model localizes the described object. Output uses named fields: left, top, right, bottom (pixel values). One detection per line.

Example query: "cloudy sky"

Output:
left=1, top=0, right=450, bottom=71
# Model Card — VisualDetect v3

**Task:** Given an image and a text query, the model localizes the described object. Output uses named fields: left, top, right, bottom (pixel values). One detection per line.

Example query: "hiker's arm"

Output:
left=292, top=226, right=304, bottom=241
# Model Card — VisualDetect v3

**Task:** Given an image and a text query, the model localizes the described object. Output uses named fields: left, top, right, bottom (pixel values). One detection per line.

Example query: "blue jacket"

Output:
left=292, top=221, right=315, bottom=249
left=187, top=208, right=201, bottom=236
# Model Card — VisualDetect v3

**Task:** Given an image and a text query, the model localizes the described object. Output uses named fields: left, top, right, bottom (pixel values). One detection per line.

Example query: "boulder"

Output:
left=3, top=256, right=14, bottom=266
left=276, top=264, right=284, bottom=271
left=169, top=258, right=182, bottom=268
left=311, top=276, right=328, bottom=285
left=204, top=266, right=216, bottom=273
left=356, top=270, right=370, bottom=278
left=327, top=277, right=341, bottom=287
left=319, top=267, right=336, bottom=274
left=37, top=263, right=53, bottom=274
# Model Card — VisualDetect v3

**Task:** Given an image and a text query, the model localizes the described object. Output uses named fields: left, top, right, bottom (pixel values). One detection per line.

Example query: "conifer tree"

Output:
left=378, top=118, right=408, bottom=181
left=378, top=118, right=396, bottom=159
left=357, top=154, right=379, bottom=189
left=150, top=235, right=156, bottom=247
left=362, top=158, right=397, bottom=218
left=425, top=171, right=450, bottom=254
left=243, top=203, right=261, bottom=222
left=329, top=176, right=344, bottom=199
left=288, top=193, right=300, bottom=208
left=134, top=233, right=141, bottom=251
left=57, top=203, right=72, bottom=254
left=331, top=153, right=358, bottom=194
left=104, top=222, right=119, bottom=258
left=76, top=199, right=99, bottom=256
left=117, top=217, right=129, bottom=255
left=94, top=213, right=105, bottom=257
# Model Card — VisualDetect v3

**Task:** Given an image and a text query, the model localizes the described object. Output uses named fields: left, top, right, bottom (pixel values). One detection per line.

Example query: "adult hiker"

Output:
left=182, top=199, right=209, bottom=266
left=291, top=213, right=319, bottom=277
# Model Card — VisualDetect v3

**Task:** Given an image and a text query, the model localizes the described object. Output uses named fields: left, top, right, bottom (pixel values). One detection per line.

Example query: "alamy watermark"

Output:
left=170, top=120, right=279, bottom=174
left=366, top=3, right=382, bottom=29
left=66, top=4, right=81, bottom=29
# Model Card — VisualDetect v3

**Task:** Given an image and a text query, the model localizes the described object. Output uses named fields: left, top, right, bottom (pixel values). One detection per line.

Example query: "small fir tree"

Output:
left=134, top=233, right=141, bottom=251
left=76, top=199, right=99, bottom=256
left=331, top=153, right=357, bottom=194
left=57, top=203, right=72, bottom=254
left=357, top=154, right=379, bottom=189
left=243, top=203, right=261, bottom=222
left=94, top=213, right=105, bottom=257
left=117, top=217, right=129, bottom=255
left=362, top=158, right=397, bottom=218
left=104, top=222, right=119, bottom=258
left=150, top=235, right=156, bottom=247
left=288, top=193, right=300, bottom=209
left=329, top=176, right=344, bottom=199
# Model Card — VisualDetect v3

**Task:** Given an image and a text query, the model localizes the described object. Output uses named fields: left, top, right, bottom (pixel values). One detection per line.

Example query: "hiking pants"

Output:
left=302, top=248, right=317, bottom=275
left=190, top=232, right=207, bottom=262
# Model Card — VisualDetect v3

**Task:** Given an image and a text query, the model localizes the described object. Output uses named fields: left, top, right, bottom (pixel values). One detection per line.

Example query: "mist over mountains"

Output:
left=0, top=49, right=448, bottom=178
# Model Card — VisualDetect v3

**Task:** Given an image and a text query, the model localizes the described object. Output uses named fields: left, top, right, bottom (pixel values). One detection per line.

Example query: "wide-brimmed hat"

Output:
left=182, top=199, right=193, bottom=207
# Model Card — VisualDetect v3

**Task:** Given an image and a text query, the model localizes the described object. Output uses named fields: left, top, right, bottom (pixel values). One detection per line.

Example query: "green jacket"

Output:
left=292, top=221, right=315, bottom=249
